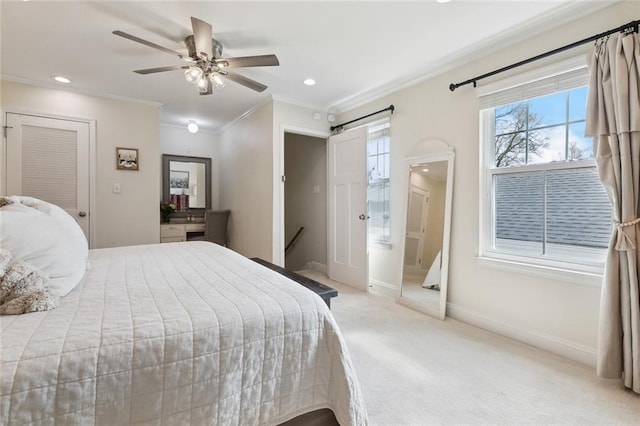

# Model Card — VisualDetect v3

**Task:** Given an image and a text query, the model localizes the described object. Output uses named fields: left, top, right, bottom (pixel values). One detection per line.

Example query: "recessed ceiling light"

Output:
left=53, top=76, right=71, bottom=84
left=303, top=78, right=316, bottom=86
left=435, top=0, right=451, bottom=3
left=187, top=121, right=199, bottom=133
left=422, top=168, right=430, bottom=172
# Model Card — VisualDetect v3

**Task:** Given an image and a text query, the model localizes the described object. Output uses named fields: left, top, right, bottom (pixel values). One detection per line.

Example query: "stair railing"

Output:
left=285, top=226, right=304, bottom=256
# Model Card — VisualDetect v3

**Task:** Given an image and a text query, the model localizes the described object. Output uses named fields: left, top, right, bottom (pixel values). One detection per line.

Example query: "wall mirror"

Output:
left=397, top=141, right=454, bottom=320
left=162, top=154, right=211, bottom=217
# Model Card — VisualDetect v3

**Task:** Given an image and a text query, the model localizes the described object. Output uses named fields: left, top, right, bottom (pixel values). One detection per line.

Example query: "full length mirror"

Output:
left=398, top=145, right=454, bottom=320
left=162, top=154, right=212, bottom=216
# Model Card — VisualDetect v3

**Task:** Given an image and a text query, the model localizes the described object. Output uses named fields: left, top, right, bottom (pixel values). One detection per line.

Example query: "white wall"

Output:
left=284, top=133, right=327, bottom=271
left=1, top=80, right=160, bottom=248
left=217, top=100, right=332, bottom=262
left=219, top=102, right=274, bottom=259
left=335, top=2, right=635, bottom=365
left=159, top=123, right=219, bottom=209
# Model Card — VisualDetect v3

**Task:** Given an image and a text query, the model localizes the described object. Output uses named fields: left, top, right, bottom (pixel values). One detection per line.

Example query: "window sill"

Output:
left=369, top=241, right=392, bottom=250
left=477, top=255, right=603, bottom=287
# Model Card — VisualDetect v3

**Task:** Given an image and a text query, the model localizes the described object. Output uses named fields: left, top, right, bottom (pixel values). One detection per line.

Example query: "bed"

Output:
left=0, top=237, right=367, bottom=424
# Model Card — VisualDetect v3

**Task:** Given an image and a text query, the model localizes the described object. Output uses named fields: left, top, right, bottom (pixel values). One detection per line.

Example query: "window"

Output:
left=367, top=121, right=391, bottom=244
left=479, top=62, right=611, bottom=274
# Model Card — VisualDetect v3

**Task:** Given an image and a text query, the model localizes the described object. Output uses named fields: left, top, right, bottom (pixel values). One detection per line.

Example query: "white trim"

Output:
left=477, top=64, right=608, bottom=275
left=368, top=278, right=396, bottom=298
left=397, top=296, right=440, bottom=320
left=303, top=261, right=327, bottom=276
left=276, top=124, right=330, bottom=267
left=0, top=108, right=6, bottom=196
left=1, top=76, right=163, bottom=108
left=491, top=159, right=595, bottom=174
left=329, top=1, right=613, bottom=113
left=3, top=108, right=97, bottom=248
left=369, top=241, right=392, bottom=250
left=88, top=120, right=97, bottom=249
left=271, top=95, right=327, bottom=114
left=219, top=97, right=273, bottom=135
left=446, top=303, right=597, bottom=368
left=477, top=255, right=603, bottom=287
left=397, top=141, right=455, bottom=321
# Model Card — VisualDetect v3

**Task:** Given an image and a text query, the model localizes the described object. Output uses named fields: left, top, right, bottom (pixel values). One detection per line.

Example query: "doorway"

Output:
left=283, top=132, right=328, bottom=273
left=4, top=112, right=95, bottom=246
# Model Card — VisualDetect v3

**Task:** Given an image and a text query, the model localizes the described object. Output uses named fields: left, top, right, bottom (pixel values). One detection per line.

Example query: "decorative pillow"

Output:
left=0, top=250, right=58, bottom=315
left=0, top=197, right=14, bottom=208
left=0, top=197, right=88, bottom=298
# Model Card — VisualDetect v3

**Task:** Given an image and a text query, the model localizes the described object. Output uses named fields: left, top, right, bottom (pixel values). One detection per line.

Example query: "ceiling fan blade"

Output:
left=199, top=79, right=213, bottom=96
left=223, top=71, right=268, bottom=93
left=113, top=30, right=189, bottom=60
left=133, top=65, right=188, bottom=75
left=216, top=54, right=280, bottom=69
left=191, top=17, right=213, bottom=59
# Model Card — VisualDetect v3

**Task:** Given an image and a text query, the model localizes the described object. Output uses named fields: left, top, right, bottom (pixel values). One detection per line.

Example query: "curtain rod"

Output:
left=330, top=104, right=395, bottom=132
left=449, top=19, right=639, bottom=92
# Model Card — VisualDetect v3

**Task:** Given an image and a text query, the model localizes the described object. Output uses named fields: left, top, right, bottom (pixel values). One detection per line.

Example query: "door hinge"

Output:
left=281, top=175, right=286, bottom=183
left=3, top=126, right=13, bottom=138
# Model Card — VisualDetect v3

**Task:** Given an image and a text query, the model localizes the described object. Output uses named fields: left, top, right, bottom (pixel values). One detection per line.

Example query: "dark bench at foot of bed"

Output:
left=250, top=258, right=338, bottom=308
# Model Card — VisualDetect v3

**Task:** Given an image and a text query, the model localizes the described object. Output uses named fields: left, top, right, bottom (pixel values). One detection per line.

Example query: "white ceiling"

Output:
left=0, top=1, right=613, bottom=132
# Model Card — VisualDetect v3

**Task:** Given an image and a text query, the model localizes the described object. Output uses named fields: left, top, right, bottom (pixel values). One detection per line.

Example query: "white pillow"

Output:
left=0, top=197, right=88, bottom=297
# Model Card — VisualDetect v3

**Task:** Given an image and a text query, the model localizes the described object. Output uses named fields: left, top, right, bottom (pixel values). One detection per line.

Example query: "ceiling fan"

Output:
left=113, top=17, right=279, bottom=95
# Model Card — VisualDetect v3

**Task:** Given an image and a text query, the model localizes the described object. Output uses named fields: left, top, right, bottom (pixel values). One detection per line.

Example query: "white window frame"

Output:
left=477, top=56, right=605, bottom=285
left=367, top=119, right=391, bottom=246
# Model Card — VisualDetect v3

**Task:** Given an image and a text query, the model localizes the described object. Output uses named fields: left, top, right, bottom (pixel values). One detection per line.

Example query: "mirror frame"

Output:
left=162, top=154, right=212, bottom=217
left=397, top=141, right=455, bottom=320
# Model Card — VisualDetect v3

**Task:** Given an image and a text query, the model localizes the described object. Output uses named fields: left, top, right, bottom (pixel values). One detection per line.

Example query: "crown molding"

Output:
left=1, top=75, right=163, bottom=108
left=329, top=0, right=618, bottom=114
left=218, top=96, right=274, bottom=134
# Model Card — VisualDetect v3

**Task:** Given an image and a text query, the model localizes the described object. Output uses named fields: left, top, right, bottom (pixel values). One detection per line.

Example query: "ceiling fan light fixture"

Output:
left=184, top=66, right=203, bottom=84
left=211, top=73, right=225, bottom=89
left=187, top=121, right=199, bottom=133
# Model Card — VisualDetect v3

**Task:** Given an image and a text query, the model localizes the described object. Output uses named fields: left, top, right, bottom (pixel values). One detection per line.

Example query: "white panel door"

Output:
left=328, top=128, right=368, bottom=289
left=404, top=186, right=429, bottom=272
left=5, top=113, right=90, bottom=240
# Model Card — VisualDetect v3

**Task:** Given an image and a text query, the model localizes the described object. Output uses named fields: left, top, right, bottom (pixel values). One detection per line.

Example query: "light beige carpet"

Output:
left=298, top=270, right=640, bottom=426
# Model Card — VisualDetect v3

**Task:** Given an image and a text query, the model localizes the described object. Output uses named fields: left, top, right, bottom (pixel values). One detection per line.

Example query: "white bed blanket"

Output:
left=0, top=242, right=367, bottom=425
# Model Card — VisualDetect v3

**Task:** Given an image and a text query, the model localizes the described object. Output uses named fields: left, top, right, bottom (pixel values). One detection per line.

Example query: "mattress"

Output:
left=0, top=242, right=367, bottom=425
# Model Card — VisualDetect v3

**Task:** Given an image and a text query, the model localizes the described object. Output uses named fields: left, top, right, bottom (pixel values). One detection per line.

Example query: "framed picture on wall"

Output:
left=170, top=170, right=189, bottom=190
left=116, top=147, right=139, bottom=170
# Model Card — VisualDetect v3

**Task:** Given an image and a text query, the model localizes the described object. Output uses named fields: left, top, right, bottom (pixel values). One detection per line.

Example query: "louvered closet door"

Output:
left=5, top=113, right=90, bottom=240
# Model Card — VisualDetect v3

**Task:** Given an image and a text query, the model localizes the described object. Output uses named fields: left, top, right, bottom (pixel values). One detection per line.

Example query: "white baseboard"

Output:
left=303, top=261, right=327, bottom=275
left=446, top=303, right=597, bottom=368
left=368, top=278, right=396, bottom=298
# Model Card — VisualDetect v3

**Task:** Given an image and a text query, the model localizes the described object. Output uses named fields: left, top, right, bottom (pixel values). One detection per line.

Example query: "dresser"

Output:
left=160, top=222, right=206, bottom=243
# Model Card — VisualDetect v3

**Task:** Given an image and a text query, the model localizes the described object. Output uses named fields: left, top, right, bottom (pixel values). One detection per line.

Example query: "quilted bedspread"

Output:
left=0, top=242, right=367, bottom=425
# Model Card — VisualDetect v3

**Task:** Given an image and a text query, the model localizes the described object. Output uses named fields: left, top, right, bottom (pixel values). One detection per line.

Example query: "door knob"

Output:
left=359, top=214, right=366, bottom=220
left=78, top=211, right=87, bottom=217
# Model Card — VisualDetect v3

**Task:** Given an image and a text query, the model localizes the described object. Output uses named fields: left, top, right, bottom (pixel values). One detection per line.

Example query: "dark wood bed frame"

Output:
left=250, top=258, right=338, bottom=308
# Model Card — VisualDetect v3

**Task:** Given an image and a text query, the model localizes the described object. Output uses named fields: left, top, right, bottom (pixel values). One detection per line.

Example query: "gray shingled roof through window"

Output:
left=495, top=167, right=612, bottom=248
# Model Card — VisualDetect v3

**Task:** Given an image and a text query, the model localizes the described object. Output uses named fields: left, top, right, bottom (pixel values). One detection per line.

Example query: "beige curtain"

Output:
left=586, top=29, right=640, bottom=393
